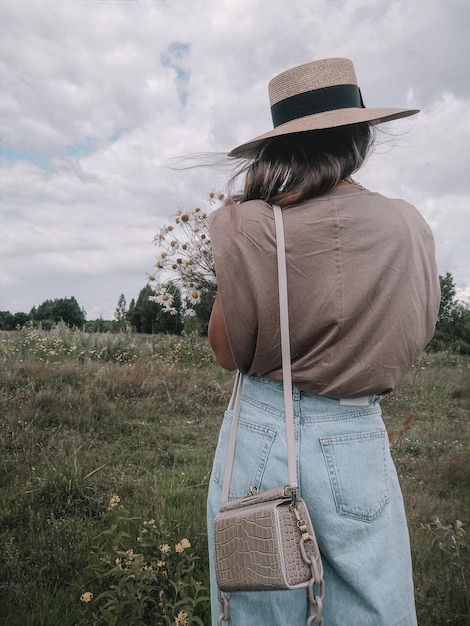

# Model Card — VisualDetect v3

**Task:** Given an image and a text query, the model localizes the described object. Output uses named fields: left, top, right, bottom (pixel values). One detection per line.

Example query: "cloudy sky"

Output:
left=1, top=0, right=469, bottom=320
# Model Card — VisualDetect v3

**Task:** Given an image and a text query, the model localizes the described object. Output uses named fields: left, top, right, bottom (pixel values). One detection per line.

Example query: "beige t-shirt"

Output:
left=209, top=186, right=440, bottom=398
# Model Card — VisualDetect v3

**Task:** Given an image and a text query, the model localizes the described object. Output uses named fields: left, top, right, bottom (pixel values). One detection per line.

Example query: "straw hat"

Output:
left=229, top=58, right=418, bottom=158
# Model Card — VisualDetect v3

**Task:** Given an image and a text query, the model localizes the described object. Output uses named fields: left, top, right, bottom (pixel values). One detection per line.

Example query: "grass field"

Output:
left=0, top=325, right=469, bottom=625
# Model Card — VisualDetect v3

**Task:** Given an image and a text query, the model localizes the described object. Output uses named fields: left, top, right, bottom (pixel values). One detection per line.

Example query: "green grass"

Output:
left=0, top=327, right=469, bottom=625
left=381, top=352, right=470, bottom=623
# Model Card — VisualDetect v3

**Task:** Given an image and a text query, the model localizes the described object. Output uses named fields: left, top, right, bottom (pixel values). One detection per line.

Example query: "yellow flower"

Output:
left=175, top=611, right=188, bottom=625
left=107, top=494, right=121, bottom=510
left=125, top=549, right=134, bottom=560
left=180, top=537, right=191, bottom=550
left=143, top=519, right=155, bottom=526
left=160, top=544, right=171, bottom=554
left=80, top=591, right=93, bottom=603
left=175, top=542, right=184, bottom=553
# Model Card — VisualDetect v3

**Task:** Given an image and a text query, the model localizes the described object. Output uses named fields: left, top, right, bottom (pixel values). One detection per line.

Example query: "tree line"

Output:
left=0, top=296, right=86, bottom=331
left=0, top=284, right=215, bottom=337
left=0, top=273, right=469, bottom=353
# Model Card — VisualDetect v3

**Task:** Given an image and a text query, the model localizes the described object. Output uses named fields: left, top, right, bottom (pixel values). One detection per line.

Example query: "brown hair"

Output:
left=227, top=122, right=373, bottom=206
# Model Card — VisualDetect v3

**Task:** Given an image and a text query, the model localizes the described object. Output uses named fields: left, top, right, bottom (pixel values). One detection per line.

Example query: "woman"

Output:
left=206, top=58, right=440, bottom=626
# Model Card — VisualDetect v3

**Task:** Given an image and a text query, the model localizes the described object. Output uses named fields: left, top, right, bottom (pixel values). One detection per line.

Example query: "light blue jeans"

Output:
left=207, top=375, right=418, bottom=626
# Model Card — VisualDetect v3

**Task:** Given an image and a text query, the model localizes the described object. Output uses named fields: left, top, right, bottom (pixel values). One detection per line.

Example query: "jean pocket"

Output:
left=212, top=410, right=276, bottom=499
left=320, top=429, right=389, bottom=522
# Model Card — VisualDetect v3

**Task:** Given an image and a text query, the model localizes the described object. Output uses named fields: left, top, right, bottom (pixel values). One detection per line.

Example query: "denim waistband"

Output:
left=243, top=374, right=380, bottom=413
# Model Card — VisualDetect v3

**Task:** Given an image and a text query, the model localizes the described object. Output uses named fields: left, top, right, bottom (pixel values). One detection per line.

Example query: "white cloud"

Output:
left=1, top=0, right=469, bottom=317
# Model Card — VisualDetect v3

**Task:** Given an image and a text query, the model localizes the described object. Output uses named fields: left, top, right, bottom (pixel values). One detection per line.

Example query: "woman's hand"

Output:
left=208, top=293, right=236, bottom=371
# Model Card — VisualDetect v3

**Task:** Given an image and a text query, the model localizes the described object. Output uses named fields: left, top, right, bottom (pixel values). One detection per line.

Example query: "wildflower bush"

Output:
left=79, top=497, right=207, bottom=626
left=0, top=322, right=139, bottom=364
left=149, top=195, right=222, bottom=320
left=152, top=330, right=214, bottom=367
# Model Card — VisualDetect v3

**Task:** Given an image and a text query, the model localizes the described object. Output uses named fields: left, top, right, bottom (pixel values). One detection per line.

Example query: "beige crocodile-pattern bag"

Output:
left=213, top=205, right=325, bottom=626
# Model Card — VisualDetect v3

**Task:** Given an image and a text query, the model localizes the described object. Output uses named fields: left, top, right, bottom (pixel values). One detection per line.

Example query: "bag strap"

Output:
left=221, top=204, right=297, bottom=503
left=273, top=204, right=298, bottom=492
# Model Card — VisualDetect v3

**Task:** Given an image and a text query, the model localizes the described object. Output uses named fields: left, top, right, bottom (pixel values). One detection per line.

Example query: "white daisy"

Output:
left=155, top=292, right=174, bottom=307
left=188, top=290, right=201, bottom=305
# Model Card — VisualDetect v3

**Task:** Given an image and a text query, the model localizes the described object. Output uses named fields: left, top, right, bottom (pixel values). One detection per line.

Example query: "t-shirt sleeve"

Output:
left=208, top=202, right=280, bottom=375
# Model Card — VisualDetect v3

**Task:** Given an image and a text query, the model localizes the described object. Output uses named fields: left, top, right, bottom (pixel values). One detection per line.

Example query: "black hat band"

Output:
left=271, top=84, right=365, bottom=128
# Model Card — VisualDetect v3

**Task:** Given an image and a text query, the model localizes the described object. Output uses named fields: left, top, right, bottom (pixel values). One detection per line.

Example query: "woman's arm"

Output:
left=208, top=292, right=236, bottom=371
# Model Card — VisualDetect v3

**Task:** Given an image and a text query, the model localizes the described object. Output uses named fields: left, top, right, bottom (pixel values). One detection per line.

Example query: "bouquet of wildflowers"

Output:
left=149, top=194, right=222, bottom=317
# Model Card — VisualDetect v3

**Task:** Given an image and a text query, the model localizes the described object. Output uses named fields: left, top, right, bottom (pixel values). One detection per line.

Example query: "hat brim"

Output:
left=228, top=107, right=419, bottom=158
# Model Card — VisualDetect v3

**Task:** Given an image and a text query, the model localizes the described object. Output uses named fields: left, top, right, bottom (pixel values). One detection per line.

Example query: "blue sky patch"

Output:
left=0, top=145, right=46, bottom=168
left=160, top=42, right=191, bottom=105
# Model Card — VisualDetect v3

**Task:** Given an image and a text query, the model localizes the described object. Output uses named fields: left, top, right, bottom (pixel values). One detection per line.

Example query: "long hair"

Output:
left=226, top=122, right=374, bottom=206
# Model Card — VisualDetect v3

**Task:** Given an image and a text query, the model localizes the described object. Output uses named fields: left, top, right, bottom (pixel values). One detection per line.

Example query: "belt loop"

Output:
left=292, top=386, right=301, bottom=420
left=292, top=386, right=301, bottom=401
